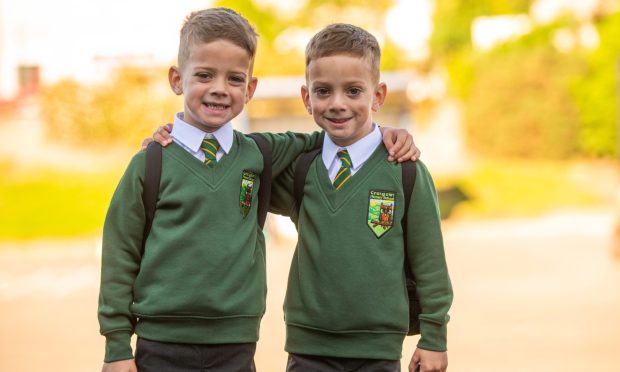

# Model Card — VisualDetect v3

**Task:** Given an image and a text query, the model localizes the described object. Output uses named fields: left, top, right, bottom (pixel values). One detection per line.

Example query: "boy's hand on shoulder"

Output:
left=409, top=348, right=447, bottom=372
left=380, top=127, right=421, bottom=162
left=101, top=359, right=137, bottom=372
left=140, top=123, right=174, bottom=150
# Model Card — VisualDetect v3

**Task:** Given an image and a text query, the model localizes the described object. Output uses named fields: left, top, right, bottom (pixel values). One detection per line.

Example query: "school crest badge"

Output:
left=239, top=170, right=257, bottom=217
left=367, top=190, right=395, bottom=238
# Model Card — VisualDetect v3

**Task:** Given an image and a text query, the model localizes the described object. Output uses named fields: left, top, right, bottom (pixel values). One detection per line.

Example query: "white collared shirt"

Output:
left=170, top=113, right=233, bottom=162
left=322, top=123, right=382, bottom=182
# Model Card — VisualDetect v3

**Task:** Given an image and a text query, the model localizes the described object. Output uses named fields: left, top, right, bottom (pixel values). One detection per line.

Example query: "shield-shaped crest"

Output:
left=367, top=190, right=395, bottom=238
left=239, top=170, right=257, bottom=217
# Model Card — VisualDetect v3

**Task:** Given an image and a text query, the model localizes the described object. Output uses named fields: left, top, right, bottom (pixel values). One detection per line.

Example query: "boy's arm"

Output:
left=142, top=125, right=421, bottom=165
left=406, top=161, right=453, bottom=352
left=268, top=157, right=298, bottom=220
left=98, top=153, right=147, bottom=363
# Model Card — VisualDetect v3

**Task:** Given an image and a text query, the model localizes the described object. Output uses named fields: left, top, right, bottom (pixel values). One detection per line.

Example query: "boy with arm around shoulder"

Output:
left=98, top=8, right=331, bottom=372
left=269, top=24, right=453, bottom=372
left=99, top=8, right=418, bottom=372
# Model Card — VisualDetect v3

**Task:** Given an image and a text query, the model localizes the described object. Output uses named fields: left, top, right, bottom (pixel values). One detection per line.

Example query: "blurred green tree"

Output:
left=40, top=66, right=180, bottom=147
left=430, top=0, right=619, bottom=158
left=572, top=11, right=620, bottom=157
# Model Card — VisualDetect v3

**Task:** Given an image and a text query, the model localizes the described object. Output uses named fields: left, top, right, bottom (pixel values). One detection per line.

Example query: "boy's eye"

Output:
left=347, top=87, right=362, bottom=96
left=315, top=88, right=330, bottom=97
left=196, top=72, right=213, bottom=80
left=229, top=75, right=246, bottom=85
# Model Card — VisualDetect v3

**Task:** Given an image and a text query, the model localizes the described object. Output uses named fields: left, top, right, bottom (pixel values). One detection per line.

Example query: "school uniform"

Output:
left=98, top=113, right=322, bottom=370
left=270, top=124, right=453, bottom=371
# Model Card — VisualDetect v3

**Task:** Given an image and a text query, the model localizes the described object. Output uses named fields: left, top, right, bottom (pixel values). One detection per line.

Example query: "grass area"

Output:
left=0, top=158, right=613, bottom=240
left=438, top=159, right=610, bottom=218
left=0, top=161, right=123, bottom=240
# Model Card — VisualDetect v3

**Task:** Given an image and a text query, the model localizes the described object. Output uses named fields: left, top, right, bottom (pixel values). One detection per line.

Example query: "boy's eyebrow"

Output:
left=192, top=66, right=248, bottom=77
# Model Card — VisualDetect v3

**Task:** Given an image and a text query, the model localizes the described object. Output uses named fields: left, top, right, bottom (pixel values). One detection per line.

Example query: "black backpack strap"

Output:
left=401, top=160, right=420, bottom=335
left=142, top=142, right=162, bottom=247
left=293, top=148, right=322, bottom=220
left=248, top=134, right=272, bottom=230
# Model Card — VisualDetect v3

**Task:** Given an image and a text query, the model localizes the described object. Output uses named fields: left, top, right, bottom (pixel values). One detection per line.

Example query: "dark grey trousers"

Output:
left=135, top=337, right=256, bottom=372
left=286, top=353, right=400, bottom=372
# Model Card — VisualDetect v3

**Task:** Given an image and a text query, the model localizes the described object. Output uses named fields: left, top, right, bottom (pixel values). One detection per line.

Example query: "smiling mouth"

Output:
left=327, top=117, right=350, bottom=124
left=203, top=102, right=230, bottom=111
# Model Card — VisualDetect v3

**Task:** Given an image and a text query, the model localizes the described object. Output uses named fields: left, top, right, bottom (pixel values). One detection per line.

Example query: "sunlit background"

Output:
left=1, top=0, right=619, bottom=371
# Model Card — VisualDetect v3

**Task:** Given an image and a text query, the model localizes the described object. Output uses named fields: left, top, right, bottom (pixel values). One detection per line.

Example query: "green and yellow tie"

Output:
left=333, top=149, right=352, bottom=190
left=201, top=137, right=220, bottom=166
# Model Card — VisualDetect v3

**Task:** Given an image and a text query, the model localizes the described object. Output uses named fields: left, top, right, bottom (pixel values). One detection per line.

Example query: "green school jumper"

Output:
left=98, top=131, right=321, bottom=363
left=270, top=143, right=453, bottom=361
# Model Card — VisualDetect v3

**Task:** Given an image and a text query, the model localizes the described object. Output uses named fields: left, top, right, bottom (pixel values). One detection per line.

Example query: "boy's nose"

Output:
left=329, top=94, right=346, bottom=111
left=209, top=77, right=228, bottom=96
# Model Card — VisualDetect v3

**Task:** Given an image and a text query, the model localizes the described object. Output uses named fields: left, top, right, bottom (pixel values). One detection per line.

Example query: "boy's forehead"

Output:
left=306, top=54, right=376, bottom=79
left=185, top=39, right=254, bottom=66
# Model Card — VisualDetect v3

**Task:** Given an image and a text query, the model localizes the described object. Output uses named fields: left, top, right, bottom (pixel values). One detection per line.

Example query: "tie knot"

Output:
left=201, top=137, right=220, bottom=166
left=337, top=149, right=352, bottom=169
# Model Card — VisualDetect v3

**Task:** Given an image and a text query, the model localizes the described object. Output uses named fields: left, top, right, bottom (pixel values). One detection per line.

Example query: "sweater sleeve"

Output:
left=268, top=158, right=298, bottom=221
left=405, top=161, right=453, bottom=351
left=97, top=152, right=147, bottom=362
left=253, top=131, right=323, bottom=178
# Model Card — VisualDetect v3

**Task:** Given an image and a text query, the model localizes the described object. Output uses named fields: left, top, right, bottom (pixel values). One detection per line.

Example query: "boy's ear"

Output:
left=245, top=77, right=258, bottom=103
left=301, top=85, right=311, bottom=114
left=168, top=66, right=183, bottom=95
left=372, top=82, right=387, bottom=112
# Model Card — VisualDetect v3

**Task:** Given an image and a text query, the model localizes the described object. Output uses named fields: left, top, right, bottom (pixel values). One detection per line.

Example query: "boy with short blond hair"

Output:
left=270, top=23, right=453, bottom=372
left=99, top=9, right=418, bottom=372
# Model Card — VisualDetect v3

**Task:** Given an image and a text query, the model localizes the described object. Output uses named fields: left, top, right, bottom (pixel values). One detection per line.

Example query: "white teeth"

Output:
left=206, top=103, right=226, bottom=109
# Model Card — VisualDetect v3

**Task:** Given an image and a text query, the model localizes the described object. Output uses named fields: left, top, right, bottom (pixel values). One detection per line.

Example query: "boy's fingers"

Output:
left=393, top=136, right=413, bottom=162
left=411, top=146, right=421, bottom=161
left=141, top=137, right=153, bottom=151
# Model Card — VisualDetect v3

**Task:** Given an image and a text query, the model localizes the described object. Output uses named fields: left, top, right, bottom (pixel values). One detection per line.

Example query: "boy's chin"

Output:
left=187, top=120, right=227, bottom=133
left=325, top=132, right=354, bottom=147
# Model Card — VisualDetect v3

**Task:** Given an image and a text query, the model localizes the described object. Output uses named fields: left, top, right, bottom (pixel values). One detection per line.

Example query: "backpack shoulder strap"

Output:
left=248, top=134, right=272, bottom=230
left=293, top=148, right=321, bottom=218
left=401, top=160, right=420, bottom=335
left=401, top=160, right=416, bottom=273
left=401, top=160, right=416, bottom=217
left=142, top=142, right=162, bottom=247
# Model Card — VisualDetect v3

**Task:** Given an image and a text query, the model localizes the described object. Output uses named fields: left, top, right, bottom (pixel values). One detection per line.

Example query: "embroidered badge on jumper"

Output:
left=239, top=170, right=257, bottom=217
left=367, top=190, right=395, bottom=238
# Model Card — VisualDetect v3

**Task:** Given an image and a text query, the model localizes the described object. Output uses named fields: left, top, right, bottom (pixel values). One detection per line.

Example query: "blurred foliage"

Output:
left=40, top=66, right=180, bottom=147
left=572, top=11, right=620, bottom=157
left=0, top=161, right=122, bottom=239
left=430, top=0, right=531, bottom=59
left=431, top=0, right=620, bottom=158
left=465, top=25, right=583, bottom=158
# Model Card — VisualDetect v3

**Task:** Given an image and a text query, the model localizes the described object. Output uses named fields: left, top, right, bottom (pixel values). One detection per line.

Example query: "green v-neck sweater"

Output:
left=270, top=142, right=453, bottom=360
left=98, top=130, right=321, bottom=363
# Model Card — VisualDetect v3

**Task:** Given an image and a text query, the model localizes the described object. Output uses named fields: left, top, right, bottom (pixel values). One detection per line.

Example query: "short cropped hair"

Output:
left=178, top=8, right=258, bottom=69
left=305, top=23, right=381, bottom=82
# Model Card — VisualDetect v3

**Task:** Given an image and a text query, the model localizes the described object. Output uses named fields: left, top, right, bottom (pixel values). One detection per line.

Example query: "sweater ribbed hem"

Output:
left=135, top=315, right=262, bottom=345
left=285, top=324, right=405, bottom=361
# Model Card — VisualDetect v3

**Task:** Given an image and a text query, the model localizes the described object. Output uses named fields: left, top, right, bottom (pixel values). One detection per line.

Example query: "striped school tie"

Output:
left=333, top=150, right=352, bottom=190
left=201, top=137, right=220, bottom=166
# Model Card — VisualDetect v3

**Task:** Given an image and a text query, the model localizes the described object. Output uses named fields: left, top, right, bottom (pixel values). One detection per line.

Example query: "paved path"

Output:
left=1, top=211, right=619, bottom=372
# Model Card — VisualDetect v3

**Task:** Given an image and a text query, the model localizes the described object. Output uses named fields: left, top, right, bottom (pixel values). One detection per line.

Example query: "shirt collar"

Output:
left=171, top=112, right=233, bottom=154
left=322, top=123, right=381, bottom=170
